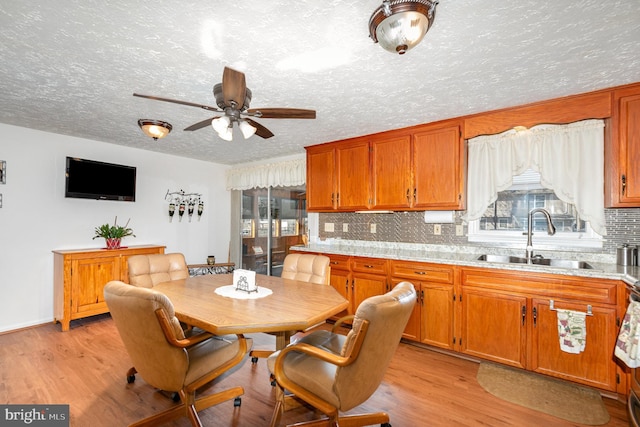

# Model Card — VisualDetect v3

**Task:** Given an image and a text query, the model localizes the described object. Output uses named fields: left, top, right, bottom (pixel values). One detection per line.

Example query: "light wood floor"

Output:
left=0, top=314, right=630, bottom=427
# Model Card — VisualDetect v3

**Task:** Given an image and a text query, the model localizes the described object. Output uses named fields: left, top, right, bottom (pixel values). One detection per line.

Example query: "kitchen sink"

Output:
left=476, top=254, right=593, bottom=269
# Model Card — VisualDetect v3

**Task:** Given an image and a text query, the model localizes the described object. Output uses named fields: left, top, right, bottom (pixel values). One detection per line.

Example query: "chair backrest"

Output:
left=335, top=282, right=416, bottom=411
left=281, top=253, right=331, bottom=285
left=127, top=253, right=189, bottom=288
left=104, top=281, right=189, bottom=392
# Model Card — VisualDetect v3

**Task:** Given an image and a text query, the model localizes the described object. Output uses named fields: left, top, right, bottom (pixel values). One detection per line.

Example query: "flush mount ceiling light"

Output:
left=369, top=0, right=438, bottom=55
left=138, top=119, right=172, bottom=140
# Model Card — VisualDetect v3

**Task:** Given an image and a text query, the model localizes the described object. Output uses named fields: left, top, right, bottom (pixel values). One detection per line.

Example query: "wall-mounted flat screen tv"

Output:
left=65, top=157, right=136, bottom=201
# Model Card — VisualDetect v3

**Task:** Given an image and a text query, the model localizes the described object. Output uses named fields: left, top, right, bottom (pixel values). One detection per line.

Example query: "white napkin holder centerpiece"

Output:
left=233, top=269, right=258, bottom=293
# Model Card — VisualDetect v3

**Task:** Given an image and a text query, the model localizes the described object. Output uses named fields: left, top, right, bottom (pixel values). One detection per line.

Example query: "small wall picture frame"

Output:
left=0, top=160, right=5, bottom=184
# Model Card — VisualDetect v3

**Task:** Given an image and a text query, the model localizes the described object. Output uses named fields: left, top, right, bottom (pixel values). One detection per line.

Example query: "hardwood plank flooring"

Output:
left=0, top=315, right=630, bottom=426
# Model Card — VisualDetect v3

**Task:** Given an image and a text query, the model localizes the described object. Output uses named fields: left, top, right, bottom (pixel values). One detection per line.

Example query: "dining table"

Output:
left=153, top=273, right=349, bottom=350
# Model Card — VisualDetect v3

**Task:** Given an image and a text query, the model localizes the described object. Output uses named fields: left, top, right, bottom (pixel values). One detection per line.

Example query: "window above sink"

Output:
left=467, top=169, right=603, bottom=249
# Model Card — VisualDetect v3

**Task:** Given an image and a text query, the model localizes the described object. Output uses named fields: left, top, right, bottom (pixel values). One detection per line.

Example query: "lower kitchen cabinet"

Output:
left=460, top=288, right=528, bottom=368
left=53, top=245, right=165, bottom=331
left=531, top=298, right=618, bottom=390
left=350, top=257, right=389, bottom=315
left=460, top=267, right=621, bottom=391
left=390, top=260, right=456, bottom=349
left=327, top=254, right=351, bottom=318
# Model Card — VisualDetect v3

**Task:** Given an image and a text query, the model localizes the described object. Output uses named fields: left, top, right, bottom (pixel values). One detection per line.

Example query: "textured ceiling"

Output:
left=1, top=1, right=639, bottom=165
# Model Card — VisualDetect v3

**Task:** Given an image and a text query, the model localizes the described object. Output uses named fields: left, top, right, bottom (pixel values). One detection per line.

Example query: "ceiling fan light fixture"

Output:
left=138, top=119, right=172, bottom=140
left=239, top=120, right=257, bottom=139
left=369, top=0, right=438, bottom=55
left=211, top=116, right=231, bottom=134
left=218, top=124, right=234, bottom=141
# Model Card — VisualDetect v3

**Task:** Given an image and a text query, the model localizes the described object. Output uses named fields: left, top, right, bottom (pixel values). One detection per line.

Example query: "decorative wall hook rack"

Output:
left=165, top=189, right=204, bottom=222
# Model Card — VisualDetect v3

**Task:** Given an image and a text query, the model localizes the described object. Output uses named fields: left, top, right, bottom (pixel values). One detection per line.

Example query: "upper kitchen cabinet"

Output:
left=606, top=83, right=640, bottom=207
left=370, top=120, right=465, bottom=210
left=306, top=136, right=370, bottom=211
left=307, top=119, right=465, bottom=212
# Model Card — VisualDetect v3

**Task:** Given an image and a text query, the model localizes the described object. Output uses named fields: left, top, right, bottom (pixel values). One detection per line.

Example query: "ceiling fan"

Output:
left=133, top=67, right=316, bottom=140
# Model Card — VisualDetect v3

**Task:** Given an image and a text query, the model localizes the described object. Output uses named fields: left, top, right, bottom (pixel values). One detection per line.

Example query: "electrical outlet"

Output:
left=456, top=224, right=463, bottom=236
left=343, top=223, right=349, bottom=232
left=433, top=224, right=441, bottom=235
left=370, top=223, right=377, bottom=233
left=324, top=222, right=334, bottom=232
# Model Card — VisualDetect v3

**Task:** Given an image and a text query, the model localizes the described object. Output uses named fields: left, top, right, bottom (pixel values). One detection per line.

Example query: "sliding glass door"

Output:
left=240, top=186, right=306, bottom=276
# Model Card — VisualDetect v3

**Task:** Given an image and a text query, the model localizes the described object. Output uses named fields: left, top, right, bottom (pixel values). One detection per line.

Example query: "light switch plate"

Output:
left=343, top=223, right=349, bottom=232
left=370, top=223, right=377, bottom=233
left=433, top=224, right=442, bottom=235
left=324, top=222, right=334, bottom=232
left=456, top=224, right=463, bottom=236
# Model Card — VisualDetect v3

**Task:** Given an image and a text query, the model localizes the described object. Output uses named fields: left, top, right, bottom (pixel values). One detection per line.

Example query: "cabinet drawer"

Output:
left=351, top=258, right=388, bottom=275
left=391, top=261, right=453, bottom=284
left=328, top=255, right=351, bottom=271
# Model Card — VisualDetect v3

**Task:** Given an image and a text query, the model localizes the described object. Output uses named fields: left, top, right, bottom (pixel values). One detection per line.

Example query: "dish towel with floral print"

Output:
left=615, top=300, right=640, bottom=368
left=556, top=308, right=587, bottom=354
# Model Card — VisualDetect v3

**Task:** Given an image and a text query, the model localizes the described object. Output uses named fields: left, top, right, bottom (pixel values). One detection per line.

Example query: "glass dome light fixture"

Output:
left=138, top=119, right=172, bottom=140
left=369, top=0, right=438, bottom=55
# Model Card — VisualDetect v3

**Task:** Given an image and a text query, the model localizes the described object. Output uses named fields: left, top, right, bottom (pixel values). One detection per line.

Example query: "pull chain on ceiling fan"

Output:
left=134, top=67, right=316, bottom=141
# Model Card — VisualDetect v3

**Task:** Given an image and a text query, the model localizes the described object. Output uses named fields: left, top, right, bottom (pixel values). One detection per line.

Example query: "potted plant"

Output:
left=93, top=216, right=135, bottom=249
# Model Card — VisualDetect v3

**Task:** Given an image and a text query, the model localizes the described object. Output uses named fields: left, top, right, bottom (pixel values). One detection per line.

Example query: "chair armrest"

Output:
left=332, top=315, right=355, bottom=332
left=155, top=308, right=215, bottom=348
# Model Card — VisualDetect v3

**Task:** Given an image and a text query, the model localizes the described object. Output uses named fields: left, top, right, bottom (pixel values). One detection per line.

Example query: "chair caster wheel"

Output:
left=234, top=397, right=241, bottom=407
left=251, top=356, right=258, bottom=364
left=126, top=374, right=135, bottom=384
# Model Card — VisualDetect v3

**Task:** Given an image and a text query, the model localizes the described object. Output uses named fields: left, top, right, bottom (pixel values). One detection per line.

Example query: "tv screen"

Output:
left=65, top=157, right=136, bottom=201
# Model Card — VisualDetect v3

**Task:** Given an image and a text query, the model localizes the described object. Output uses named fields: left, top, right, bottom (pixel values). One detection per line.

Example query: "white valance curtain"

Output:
left=225, top=158, right=306, bottom=190
left=463, top=119, right=607, bottom=236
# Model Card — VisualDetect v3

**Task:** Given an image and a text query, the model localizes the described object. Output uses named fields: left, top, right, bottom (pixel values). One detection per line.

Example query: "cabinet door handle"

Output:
left=533, top=306, right=537, bottom=327
left=413, top=188, right=417, bottom=203
left=622, top=174, right=627, bottom=196
left=414, top=271, right=427, bottom=275
left=522, top=306, right=526, bottom=326
left=406, top=188, right=410, bottom=204
left=364, top=264, right=374, bottom=268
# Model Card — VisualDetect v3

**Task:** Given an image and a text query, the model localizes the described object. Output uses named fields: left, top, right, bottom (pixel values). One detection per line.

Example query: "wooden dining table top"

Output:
left=153, top=273, right=349, bottom=336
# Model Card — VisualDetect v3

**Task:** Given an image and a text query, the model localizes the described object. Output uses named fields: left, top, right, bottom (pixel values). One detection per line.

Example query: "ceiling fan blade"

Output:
left=133, top=93, right=221, bottom=112
left=245, top=118, right=274, bottom=139
left=184, top=117, right=219, bottom=132
left=246, top=108, right=316, bottom=119
left=222, top=67, right=247, bottom=109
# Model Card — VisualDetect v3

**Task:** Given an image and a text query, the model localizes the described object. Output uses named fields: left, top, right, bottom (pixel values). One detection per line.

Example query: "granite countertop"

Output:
left=293, top=240, right=640, bottom=286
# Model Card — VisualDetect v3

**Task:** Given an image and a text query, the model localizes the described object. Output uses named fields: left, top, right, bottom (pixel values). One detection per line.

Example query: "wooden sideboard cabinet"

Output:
left=53, top=245, right=165, bottom=331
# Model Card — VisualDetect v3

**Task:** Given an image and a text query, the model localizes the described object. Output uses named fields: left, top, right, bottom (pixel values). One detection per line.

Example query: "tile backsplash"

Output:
left=318, top=208, right=640, bottom=256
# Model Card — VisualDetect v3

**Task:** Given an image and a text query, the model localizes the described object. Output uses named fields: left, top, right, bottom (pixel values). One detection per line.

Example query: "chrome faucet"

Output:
left=525, top=208, right=556, bottom=261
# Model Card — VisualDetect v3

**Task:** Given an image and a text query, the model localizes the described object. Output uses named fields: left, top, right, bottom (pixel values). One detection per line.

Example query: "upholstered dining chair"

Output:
left=104, top=280, right=251, bottom=427
left=126, top=252, right=193, bottom=384
left=127, top=253, right=189, bottom=288
left=267, top=281, right=416, bottom=427
left=249, top=253, right=331, bottom=365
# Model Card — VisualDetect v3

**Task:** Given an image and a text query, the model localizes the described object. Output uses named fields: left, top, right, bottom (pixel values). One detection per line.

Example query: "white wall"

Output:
left=0, top=124, right=231, bottom=332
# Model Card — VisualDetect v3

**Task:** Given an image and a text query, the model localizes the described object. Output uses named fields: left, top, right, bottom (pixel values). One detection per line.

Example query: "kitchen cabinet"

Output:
left=390, top=260, right=456, bottom=349
left=460, top=267, right=620, bottom=391
left=53, top=245, right=165, bottom=331
left=307, top=120, right=465, bottom=212
left=306, top=136, right=370, bottom=211
left=327, top=254, right=351, bottom=318
left=349, top=257, right=389, bottom=315
left=607, top=83, right=640, bottom=207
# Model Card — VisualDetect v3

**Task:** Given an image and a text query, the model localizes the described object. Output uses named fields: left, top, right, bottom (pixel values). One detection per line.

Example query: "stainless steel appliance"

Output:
left=628, top=283, right=640, bottom=427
